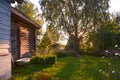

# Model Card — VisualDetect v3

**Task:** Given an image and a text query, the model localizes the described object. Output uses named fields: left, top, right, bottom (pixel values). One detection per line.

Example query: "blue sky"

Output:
left=30, top=0, right=120, bottom=13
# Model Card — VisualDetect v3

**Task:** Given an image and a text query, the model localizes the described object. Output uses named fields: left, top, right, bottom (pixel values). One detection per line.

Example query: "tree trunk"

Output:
left=73, top=37, right=80, bottom=57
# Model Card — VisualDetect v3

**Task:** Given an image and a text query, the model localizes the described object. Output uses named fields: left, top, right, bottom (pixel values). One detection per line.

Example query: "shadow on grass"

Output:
left=12, top=63, right=53, bottom=79
left=12, top=56, right=120, bottom=80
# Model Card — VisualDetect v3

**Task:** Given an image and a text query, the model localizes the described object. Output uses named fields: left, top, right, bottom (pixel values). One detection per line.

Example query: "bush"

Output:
left=29, top=72, right=52, bottom=80
left=30, top=56, right=45, bottom=65
left=55, top=51, right=68, bottom=58
left=28, top=71, right=61, bottom=80
left=46, top=56, right=56, bottom=64
left=30, top=55, right=56, bottom=65
left=55, top=51, right=73, bottom=58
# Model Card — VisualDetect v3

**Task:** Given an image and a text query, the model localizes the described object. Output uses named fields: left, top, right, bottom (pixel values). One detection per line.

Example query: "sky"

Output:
left=109, top=0, right=120, bottom=12
left=30, top=0, right=120, bottom=13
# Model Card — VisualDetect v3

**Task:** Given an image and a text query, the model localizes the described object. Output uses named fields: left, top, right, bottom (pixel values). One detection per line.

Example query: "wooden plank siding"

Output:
left=19, top=26, right=30, bottom=58
left=11, top=7, right=41, bottom=60
left=0, top=0, right=11, bottom=79
left=11, top=22, right=20, bottom=60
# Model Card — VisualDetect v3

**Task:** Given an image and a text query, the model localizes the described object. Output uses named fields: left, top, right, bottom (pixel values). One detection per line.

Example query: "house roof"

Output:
left=11, top=0, right=24, bottom=3
left=11, top=7, right=41, bottom=29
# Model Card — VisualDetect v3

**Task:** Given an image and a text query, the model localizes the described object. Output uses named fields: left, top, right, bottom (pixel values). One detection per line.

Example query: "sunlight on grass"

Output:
left=43, top=62, right=66, bottom=76
left=12, top=55, right=120, bottom=80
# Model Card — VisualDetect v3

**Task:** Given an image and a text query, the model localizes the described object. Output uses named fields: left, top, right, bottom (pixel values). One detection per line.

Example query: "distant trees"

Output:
left=38, top=26, right=60, bottom=54
left=40, top=0, right=110, bottom=56
left=115, top=12, right=120, bottom=47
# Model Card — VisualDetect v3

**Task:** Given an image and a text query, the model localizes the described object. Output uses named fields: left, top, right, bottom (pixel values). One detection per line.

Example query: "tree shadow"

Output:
left=12, top=63, right=53, bottom=79
left=56, top=56, right=106, bottom=80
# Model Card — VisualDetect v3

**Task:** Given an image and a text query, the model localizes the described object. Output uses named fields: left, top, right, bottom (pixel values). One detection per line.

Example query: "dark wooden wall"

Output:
left=0, top=0, right=11, bottom=79
left=11, top=19, right=36, bottom=59
left=19, top=25, right=36, bottom=58
left=11, top=22, right=20, bottom=60
left=19, top=25, right=30, bottom=57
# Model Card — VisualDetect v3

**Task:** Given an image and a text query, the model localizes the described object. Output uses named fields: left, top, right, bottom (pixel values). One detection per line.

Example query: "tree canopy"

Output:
left=40, top=0, right=110, bottom=56
left=16, top=0, right=43, bottom=25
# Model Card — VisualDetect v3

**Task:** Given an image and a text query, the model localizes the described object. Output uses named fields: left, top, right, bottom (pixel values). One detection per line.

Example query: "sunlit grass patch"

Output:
left=12, top=55, right=120, bottom=80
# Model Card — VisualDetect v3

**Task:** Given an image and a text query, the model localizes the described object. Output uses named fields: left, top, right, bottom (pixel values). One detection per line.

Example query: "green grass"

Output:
left=12, top=55, right=120, bottom=80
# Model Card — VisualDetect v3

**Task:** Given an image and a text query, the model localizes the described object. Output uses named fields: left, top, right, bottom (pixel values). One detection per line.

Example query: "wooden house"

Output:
left=0, top=0, right=40, bottom=79
left=11, top=7, right=40, bottom=60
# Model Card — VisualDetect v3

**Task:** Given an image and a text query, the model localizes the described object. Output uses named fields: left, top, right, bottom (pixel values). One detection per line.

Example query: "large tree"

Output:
left=40, top=0, right=110, bottom=56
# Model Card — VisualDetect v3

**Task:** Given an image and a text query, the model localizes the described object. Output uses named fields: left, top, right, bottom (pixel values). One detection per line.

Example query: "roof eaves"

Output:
left=11, top=7, right=41, bottom=29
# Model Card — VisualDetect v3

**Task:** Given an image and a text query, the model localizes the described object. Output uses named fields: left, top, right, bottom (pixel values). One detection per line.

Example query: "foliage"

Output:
left=115, top=12, right=120, bottom=47
left=30, top=56, right=45, bottom=65
left=30, top=54, right=56, bottom=65
left=46, top=56, right=56, bottom=64
left=40, top=0, right=110, bottom=56
left=98, top=48, right=120, bottom=80
left=55, top=51, right=69, bottom=58
left=12, top=55, right=120, bottom=80
left=47, top=26, right=60, bottom=44
left=38, top=32, right=52, bottom=50
left=29, top=72, right=52, bottom=80
left=16, top=0, right=43, bottom=25
left=80, top=17, right=118, bottom=55
left=38, top=26, right=60, bottom=54
left=15, top=0, right=43, bottom=46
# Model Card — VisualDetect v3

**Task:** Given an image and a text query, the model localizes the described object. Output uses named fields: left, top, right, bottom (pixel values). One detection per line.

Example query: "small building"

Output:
left=0, top=0, right=40, bottom=79
left=11, top=7, right=40, bottom=60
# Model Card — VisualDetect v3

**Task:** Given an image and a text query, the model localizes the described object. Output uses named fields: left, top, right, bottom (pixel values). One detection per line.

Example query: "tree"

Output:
left=46, top=26, right=60, bottom=44
left=84, top=23, right=116, bottom=54
left=115, top=12, right=120, bottom=47
left=16, top=0, right=43, bottom=25
left=39, top=32, right=51, bottom=49
left=40, top=0, right=110, bottom=56
left=38, top=25, right=60, bottom=54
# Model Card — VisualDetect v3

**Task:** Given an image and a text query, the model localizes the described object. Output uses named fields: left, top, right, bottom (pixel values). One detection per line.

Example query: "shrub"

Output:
left=28, top=71, right=61, bottom=80
left=30, top=55, right=56, bottom=65
left=55, top=51, right=73, bottom=58
left=29, top=72, right=52, bottom=80
left=46, top=56, right=56, bottom=64
left=30, top=56, right=45, bottom=65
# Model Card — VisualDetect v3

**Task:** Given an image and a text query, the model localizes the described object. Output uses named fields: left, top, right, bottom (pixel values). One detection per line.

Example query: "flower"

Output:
left=105, top=50, right=109, bottom=53
left=99, top=69, right=103, bottom=73
left=112, top=70, right=115, bottom=74
left=115, top=53, right=119, bottom=56
left=115, top=45, right=118, bottom=48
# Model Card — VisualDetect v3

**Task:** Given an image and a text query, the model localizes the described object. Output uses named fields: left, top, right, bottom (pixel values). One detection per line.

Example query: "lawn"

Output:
left=12, top=55, right=120, bottom=80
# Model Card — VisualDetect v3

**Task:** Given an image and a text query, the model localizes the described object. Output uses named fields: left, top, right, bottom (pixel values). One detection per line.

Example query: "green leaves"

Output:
left=16, top=1, right=43, bottom=25
left=40, top=0, right=110, bottom=55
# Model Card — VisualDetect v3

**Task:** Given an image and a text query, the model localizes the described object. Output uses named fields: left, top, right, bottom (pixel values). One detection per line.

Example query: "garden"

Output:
left=12, top=0, right=120, bottom=80
left=12, top=54, right=120, bottom=80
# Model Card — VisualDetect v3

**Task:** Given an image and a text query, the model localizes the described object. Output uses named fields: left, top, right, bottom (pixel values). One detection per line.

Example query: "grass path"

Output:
left=12, top=55, right=120, bottom=80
